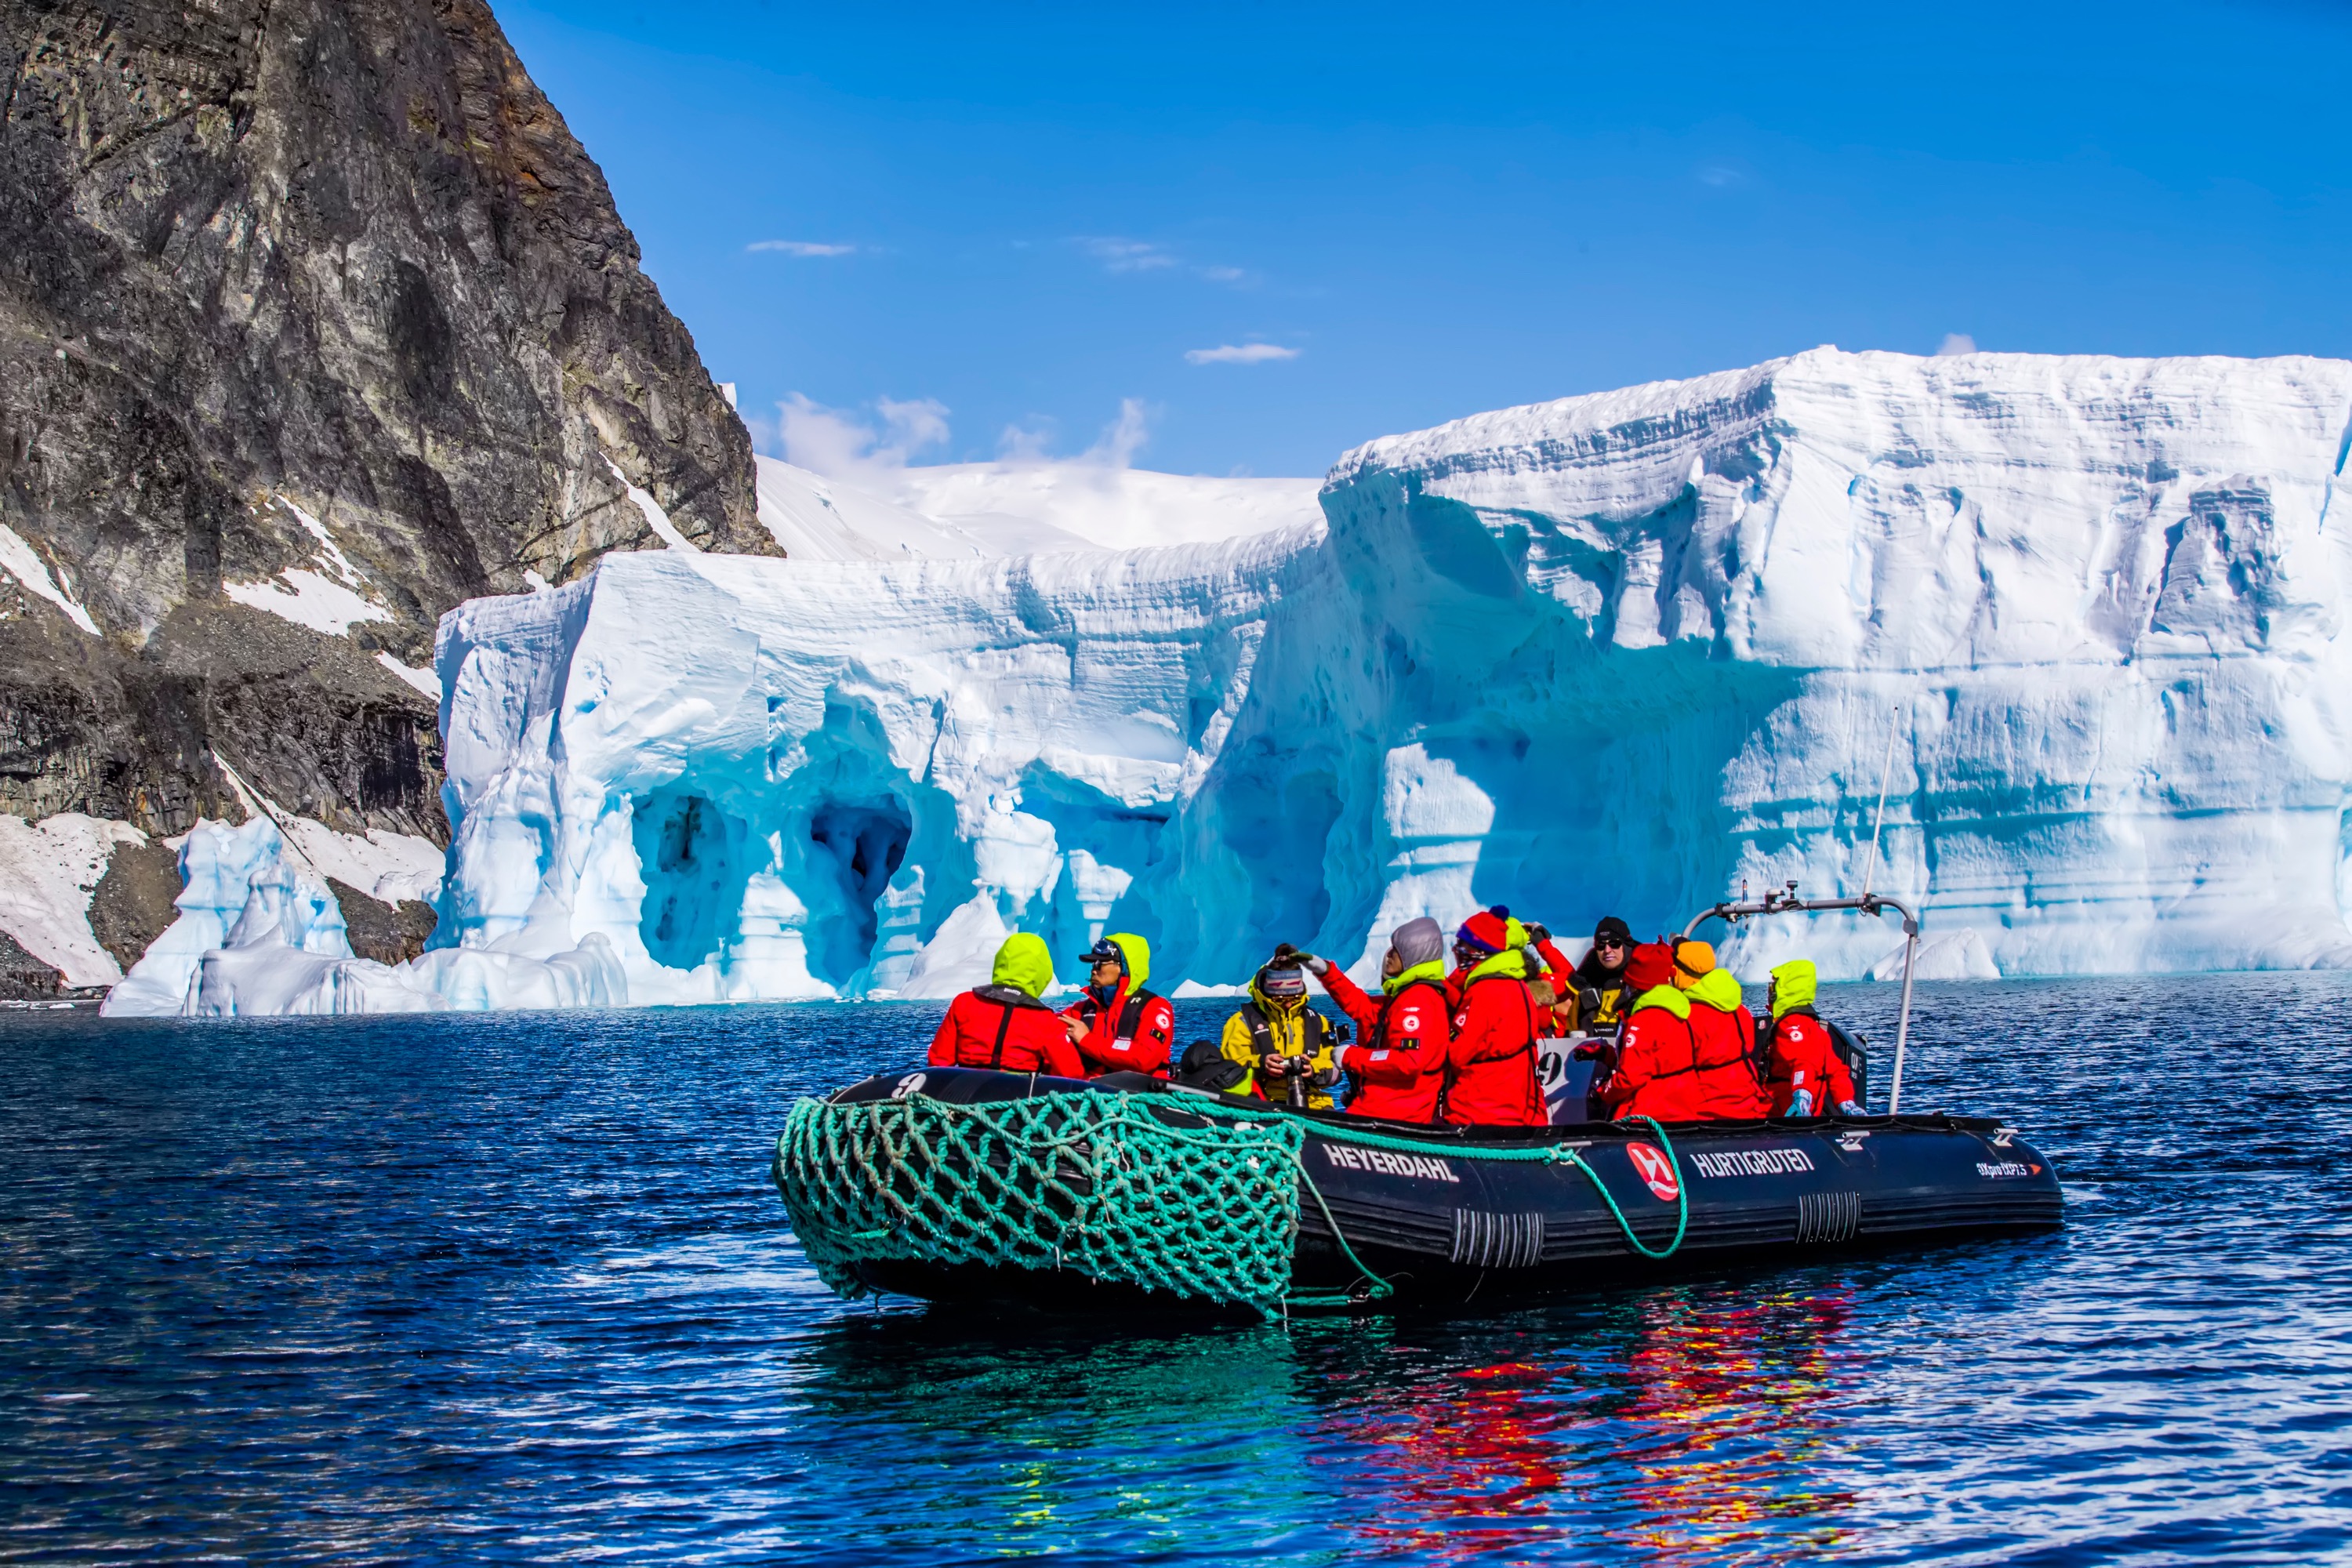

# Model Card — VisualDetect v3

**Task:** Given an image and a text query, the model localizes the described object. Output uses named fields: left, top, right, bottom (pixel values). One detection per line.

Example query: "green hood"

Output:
left=1770, top=959, right=1817, bottom=1018
left=1686, top=967, right=1745, bottom=1012
left=991, top=933, right=1055, bottom=1000
left=1105, top=932, right=1151, bottom=987
left=1631, top=982, right=1691, bottom=1019
left=1247, top=971, right=1308, bottom=1015
left=1466, top=946, right=1527, bottom=983
left=1385, top=957, right=1448, bottom=996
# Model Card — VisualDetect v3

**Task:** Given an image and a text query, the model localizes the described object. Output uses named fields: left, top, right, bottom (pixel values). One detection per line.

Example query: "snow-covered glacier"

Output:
left=107, top=348, right=2352, bottom=1012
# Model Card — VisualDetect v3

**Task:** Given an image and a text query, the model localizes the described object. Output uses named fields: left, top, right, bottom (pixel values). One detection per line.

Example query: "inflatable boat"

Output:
left=771, top=891, right=2062, bottom=1319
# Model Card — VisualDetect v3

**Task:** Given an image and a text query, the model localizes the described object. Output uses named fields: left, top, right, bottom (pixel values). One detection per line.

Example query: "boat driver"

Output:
left=1762, top=959, right=1861, bottom=1117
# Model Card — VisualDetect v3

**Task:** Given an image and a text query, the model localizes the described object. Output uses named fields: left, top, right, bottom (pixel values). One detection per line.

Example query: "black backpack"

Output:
left=1174, top=1038, right=1250, bottom=1094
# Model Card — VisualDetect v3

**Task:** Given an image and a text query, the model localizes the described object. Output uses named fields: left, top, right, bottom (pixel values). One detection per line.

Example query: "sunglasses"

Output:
left=1595, top=938, right=1628, bottom=950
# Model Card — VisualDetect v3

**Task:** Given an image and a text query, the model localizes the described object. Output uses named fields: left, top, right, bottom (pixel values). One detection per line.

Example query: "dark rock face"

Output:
left=0, top=925, right=64, bottom=997
left=87, top=834, right=180, bottom=970
left=331, top=876, right=436, bottom=964
left=0, top=0, right=773, bottom=840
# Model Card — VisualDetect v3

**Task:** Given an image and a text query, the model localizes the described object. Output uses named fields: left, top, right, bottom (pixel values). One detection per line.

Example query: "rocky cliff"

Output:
left=0, top=0, right=772, bottom=844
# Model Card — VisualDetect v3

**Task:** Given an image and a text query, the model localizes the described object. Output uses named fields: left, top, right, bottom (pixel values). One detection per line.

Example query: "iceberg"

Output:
left=118, top=348, right=2352, bottom=1013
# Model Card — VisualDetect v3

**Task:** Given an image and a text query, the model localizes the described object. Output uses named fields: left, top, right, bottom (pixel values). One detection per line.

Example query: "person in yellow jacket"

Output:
left=1220, top=956, right=1345, bottom=1109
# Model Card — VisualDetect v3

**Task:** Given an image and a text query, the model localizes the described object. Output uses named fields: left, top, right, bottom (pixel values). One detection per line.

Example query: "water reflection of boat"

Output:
left=1308, top=1290, right=1862, bottom=1561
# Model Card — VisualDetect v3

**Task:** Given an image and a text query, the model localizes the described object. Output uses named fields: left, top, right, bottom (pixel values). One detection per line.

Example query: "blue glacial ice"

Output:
left=106, top=348, right=2352, bottom=1013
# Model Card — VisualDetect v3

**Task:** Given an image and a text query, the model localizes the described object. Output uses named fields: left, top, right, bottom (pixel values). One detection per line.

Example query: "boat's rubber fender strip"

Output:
left=1163, top=1099, right=1690, bottom=1272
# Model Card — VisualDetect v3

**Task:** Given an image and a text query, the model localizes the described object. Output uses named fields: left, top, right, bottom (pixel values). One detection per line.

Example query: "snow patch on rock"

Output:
left=223, top=496, right=398, bottom=636
left=0, top=521, right=99, bottom=634
left=0, top=814, right=148, bottom=985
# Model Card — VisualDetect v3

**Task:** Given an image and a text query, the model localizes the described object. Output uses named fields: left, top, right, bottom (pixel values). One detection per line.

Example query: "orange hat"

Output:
left=1672, top=939, right=1715, bottom=989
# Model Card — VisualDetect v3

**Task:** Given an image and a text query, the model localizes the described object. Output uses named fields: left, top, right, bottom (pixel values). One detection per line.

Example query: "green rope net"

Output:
left=774, top=1087, right=1690, bottom=1317
left=774, top=1091, right=1308, bottom=1313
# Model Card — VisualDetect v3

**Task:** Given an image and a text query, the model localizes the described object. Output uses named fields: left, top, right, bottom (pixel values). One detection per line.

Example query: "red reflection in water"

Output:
left=1610, top=1293, right=1860, bottom=1560
left=1323, top=1290, right=1859, bottom=1563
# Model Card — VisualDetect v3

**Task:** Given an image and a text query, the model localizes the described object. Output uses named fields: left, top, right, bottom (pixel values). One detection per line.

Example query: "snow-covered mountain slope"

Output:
left=752, top=454, right=1323, bottom=561
left=118, top=348, right=2352, bottom=1013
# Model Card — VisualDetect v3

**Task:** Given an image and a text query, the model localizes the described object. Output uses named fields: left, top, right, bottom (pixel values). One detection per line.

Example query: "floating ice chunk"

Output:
left=1871, top=928, right=2002, bottom=982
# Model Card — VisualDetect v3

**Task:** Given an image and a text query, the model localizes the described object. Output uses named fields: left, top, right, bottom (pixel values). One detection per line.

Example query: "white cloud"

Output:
left=1937, top=332, right=1978, bottom=356
left=760, top=392, right=1152, bottom=478
left=1086, top=399, right=1152, bottom=466
left=997, top=419, right=1058, bottom=462
left=772, top=394, right=953, bottom=484
left=1079, top=237, right=1178, bottom=273
left=1197, top=265, right=1248, bottom=285
left=1184, top=343, right=1301, bottom=365
left=747, top=241, right=857, bottom=257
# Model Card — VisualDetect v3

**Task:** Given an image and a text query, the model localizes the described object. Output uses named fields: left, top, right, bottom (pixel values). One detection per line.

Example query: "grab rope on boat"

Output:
left=772, top=1090, right=1687, bottom=1321
left=1175, top=1098, right=1690, bottom=1272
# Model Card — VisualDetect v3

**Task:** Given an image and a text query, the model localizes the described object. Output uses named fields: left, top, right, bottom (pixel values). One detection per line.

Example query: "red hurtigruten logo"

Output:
left=1626, top=1142, right=1680, bottom=1202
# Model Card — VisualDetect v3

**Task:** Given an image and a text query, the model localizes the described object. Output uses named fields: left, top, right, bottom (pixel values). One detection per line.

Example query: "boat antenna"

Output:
left=1858, top=704, right=1903, bottom=902
left=1854, top=703, right=1918, bottom=1116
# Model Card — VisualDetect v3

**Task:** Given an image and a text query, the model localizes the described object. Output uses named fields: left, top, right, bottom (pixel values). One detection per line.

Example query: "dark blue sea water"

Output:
left=5, top=975, right=2350, bottom=1565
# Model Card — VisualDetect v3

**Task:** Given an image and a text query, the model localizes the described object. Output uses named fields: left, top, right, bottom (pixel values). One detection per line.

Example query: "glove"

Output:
left=1526, top=922, right=1551, bottom=945
left=1570, top=1040, right=1603, bottom=1061
left=1303, top=953, right=1330, bottom=976
left=1836, top=1099, right=1864, bottom=1116
left=1789, top=1087, right=1815, bottom=1118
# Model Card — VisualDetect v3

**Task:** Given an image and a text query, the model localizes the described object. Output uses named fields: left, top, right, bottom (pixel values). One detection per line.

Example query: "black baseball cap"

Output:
left=1592, top=916, right=1633, bottom=946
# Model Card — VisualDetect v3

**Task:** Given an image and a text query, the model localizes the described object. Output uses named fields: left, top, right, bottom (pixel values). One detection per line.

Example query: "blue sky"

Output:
left=497, top=1, right=2352, bottom=477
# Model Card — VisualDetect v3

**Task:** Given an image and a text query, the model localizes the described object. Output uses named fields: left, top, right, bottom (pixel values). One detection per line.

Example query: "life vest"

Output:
left=1239, top=1000, right=1331, bottom=1060
left=1075, top=987, right=1154, bottom=1051
left=971, top=983, right=1054, bottom=1069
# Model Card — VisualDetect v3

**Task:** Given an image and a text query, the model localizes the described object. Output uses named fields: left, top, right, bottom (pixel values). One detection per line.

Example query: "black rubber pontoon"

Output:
left=784, top=1066, right=2061, bottom=1316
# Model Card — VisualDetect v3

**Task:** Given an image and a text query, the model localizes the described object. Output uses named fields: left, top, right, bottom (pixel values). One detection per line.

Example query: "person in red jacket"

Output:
left=1596, top=942, right=1700, bottom=1123
left=1762, top=959, right=1860, bottom=1116
left=928, top=931, right=1085, bottom=1076
left=1443, top=906, right=1546, bottom=1127
left=1060, top=932, right=1174, bottom=1077
left=1674, top=939, right=1768, bottom=1120
left=1283, top=918, right=1452, bottom=1123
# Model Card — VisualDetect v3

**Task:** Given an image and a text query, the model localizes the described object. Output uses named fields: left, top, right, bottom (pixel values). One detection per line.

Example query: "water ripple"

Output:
left=3, top=975, right=2350, bottom=1563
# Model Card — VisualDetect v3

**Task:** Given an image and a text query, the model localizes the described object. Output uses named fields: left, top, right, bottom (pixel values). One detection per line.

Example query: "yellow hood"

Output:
left=1770, top=959, right=1817, bottom=1018
left=990, top=933, right=1054, bottom=1000
left=1106, top=932, right=1150, bottom=987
